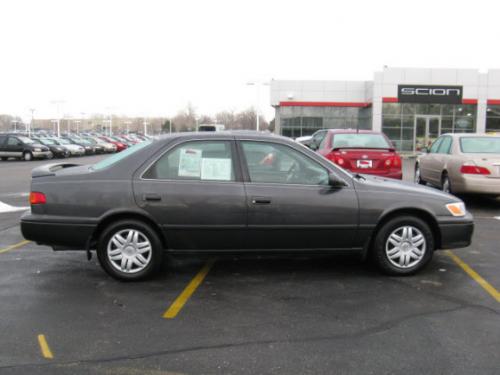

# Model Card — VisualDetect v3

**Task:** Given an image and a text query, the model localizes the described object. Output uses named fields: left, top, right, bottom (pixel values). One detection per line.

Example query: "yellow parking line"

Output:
left=37, top=334, right=54, bottom=359
left=446, top=250, right=500, bottom=303
left=163, top=259, right=215, bottom=319
left=0, top=239, right=30, bottom=254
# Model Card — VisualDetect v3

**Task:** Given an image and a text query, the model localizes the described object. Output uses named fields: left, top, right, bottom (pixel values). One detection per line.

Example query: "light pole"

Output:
left=12, top=120, right=18, bottom=133
left=125, top=121, right=131, bottom=134
left=75, top=120, right=81, bottom=134
left=246, top=81, right=270, bottom=131
left=29, top=108, right=35, bottom=137
left=143, top=119, right=148, bottom=136
left=50, top=100, right=65, bottom=138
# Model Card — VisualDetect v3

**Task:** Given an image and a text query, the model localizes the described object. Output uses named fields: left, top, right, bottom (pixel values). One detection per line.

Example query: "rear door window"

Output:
left=0, top=135, right=6, bottom=146
left=143, top=140, right=236, bottom=181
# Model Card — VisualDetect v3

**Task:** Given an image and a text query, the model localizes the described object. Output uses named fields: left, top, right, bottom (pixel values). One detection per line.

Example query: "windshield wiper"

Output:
left=353, top=173, right=366, bottom=181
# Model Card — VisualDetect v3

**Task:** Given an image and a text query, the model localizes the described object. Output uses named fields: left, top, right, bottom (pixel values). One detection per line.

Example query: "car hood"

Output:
left=354, top=173, right=459, bottom=202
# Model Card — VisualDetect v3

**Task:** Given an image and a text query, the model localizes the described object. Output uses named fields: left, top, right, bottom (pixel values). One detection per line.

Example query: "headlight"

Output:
left=446, top=202, right=466, bottom=217
left=34, top=148, right=41, bottom=152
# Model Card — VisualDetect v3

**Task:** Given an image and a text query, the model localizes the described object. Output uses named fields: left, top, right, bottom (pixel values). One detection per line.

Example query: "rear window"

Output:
left=332, top=133, right=391, bottom=149
left=91, top=140, right=152, bottom=171
left=460, top=137, right=500, bottom=153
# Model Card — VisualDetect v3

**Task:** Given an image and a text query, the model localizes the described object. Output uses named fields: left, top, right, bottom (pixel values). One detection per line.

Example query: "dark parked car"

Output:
left=32, top=137, right=70, bottom=158
left=21, top=132, right=473, bottom=280
left=0, top=134, right=52, bottom=161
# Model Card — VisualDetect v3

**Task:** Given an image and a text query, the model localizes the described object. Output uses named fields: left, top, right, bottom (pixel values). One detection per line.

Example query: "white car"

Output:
left=51, top=138, right=85, bottom=156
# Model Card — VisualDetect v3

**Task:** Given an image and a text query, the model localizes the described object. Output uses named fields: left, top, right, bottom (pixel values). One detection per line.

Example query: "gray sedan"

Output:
left=21, top=132, right=473, bottom=280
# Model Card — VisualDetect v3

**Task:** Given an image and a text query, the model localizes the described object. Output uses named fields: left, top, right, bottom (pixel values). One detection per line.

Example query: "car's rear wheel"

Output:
left=23, top=151, right=33, bottom=161
left=97, top=219, right=163, bottom=281
left=372, top=216, right=434, bottom=275
left=442, top=173, right=452, bottom=194
left=414, top=164, right=425, bottom=185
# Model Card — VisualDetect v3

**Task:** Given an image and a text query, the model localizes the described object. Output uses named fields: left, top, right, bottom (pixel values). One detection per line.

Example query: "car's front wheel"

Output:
left=23, top=151, right=33, bottom=161
left=97, top=219, right=163, bottom=281
left=372, top=216, right=434, bottom=275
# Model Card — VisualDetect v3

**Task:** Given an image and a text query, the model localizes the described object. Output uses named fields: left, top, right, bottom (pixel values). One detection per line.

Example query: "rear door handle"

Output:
left=251, top=197, right=271, bottom=205
left=143, top=193, right=162, bottom=202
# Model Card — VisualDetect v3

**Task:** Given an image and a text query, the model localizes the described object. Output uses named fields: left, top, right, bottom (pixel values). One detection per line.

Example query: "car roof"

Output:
left=325, top=129, right=381, bottom=135
left=444, top=133, right=500, bottom=138
left=156, top=130, right=287, bottom=142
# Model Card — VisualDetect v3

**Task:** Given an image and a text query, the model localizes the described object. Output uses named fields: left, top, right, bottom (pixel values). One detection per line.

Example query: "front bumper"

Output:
left=437, top=212, right=474, bottom=249
left=21, top=213, right=96, bottom=250
left=32, top=151, right=53, bottom=159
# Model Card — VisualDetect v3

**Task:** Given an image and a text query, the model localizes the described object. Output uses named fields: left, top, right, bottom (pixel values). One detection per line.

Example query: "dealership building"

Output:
left=270, top=67, right=500, bottom=152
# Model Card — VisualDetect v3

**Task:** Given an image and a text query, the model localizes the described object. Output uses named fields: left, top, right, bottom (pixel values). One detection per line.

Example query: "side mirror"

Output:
left=328, top=173, right=347, bottom=188
left=421, top=147, right=429, bottom=153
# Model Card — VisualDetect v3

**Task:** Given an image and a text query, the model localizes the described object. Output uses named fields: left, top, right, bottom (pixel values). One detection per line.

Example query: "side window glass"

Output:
left=7, top=137, right=19, bottom=146
left=241, top=141, right=329, bottom=185
left=143, top=140, right=235, bottom=181
left=437, top=137, right=452, bottom=154
left=313, top=131, right=325, bottom=145
left=319, top=133, right=329, bottom=149
left=0, top=135, right=6, bottom=145
left=429, top=138, right=443, bottom=153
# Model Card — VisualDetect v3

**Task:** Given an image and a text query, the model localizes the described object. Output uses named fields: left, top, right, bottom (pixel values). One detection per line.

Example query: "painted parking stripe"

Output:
left=0, top=201, right=29, bottom=213
left=0, top=240, right=30, bottom=254
left=37, top=334, right=54, bottom=359
left=163, top=259, right=215, bottom=319
left=446, top=250, right=500, bottom=303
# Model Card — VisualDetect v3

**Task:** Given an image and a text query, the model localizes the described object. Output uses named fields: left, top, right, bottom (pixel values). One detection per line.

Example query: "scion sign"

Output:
left=398, top=85, right=463, bottom=104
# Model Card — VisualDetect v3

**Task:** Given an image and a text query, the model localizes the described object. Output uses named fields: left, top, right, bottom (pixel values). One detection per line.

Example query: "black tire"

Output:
left=414, top=163, right=425, bottom=185
left=1, top=157, right=7, bottom=161
left=23, top=151, right=33, bottom=161
left=372, top=215, right=434, bottom=276
left=96, top=219, right=163, bottom=281
left=442, top=173, right=452, bottom=194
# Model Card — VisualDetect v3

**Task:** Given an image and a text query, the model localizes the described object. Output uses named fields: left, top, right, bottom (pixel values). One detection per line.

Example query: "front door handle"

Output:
left=251, top=197, right=271, bottom=205
left=143, top=193, right=162, bottom=202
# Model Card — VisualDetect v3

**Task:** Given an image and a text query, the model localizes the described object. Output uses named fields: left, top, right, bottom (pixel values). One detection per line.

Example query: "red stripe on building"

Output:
left=279, top=101, right=371, bottom=108
left=487, top=99, right=500, bottom=105
left=382, top=97, right=398, bottom=103
left=462, top=99, right=477, bottom=104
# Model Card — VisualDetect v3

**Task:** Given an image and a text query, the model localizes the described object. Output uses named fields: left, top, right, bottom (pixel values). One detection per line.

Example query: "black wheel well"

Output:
left=364, top=208, right=441, bottom=257
left=91, top=212, right=167, bottom=250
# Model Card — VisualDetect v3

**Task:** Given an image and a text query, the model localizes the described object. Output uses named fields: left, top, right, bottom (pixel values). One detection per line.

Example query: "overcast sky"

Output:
left=0, top=0, right=499, bottom=121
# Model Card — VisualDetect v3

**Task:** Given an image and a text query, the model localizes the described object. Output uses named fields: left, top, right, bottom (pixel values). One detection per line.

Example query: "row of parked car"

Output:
left=299, top=129, right=500, bottom=196
left=0, top=132, right=151, bottom=161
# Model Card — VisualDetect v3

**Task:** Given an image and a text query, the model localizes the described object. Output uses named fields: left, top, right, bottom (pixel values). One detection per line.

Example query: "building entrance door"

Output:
left=414, top=116, right=440, bottom=152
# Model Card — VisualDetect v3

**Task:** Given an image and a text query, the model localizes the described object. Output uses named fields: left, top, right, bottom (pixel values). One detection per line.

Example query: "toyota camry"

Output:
left=21, top=132, right=473, bottom=280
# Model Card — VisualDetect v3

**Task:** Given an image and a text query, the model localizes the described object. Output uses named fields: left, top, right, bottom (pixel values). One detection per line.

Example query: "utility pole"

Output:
left=29, top=108, right=35, bottom=137
left=143, top=119, right=148, bottom=136
left=246, top=81, right=270, bottom=131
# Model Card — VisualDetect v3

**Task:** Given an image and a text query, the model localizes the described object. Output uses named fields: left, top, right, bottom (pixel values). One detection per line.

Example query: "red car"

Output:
left=99, top=136, right=127, bottom=152
left=310, top=129, right=402, bottom=179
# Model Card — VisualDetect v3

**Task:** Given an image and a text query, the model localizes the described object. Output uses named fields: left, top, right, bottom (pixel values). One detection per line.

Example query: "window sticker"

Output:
left=200, top=158, right=232, bottom=181
left=178, top=148, right=202, bottom=177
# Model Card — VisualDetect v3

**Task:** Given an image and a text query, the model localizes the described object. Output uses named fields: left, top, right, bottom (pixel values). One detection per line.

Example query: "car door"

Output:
left=420, top=137, right=443, bottom=184
left=133, top=138, right=247, bottom=250
left=238, top=139, right=359, bottom=250
left=4, top=136, right=24, bottom=158
left=435, top=136, right=453, bottom=183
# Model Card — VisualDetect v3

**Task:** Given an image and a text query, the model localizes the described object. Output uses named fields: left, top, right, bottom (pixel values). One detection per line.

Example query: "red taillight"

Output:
left=327, top=152, right=346, bottom=166
left=460, top=165, right=490, bottom=175
left=30, top=192, right=46, bottom=205
left=385, top=155, right=401, bottom=169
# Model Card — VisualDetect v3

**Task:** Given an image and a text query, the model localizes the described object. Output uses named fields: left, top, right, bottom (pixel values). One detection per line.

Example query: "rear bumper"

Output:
left=453, top=175, right=500, bottom=195
left=437, top=213, right=474, bottom=249
left=21, top=213, right=95, bottom=250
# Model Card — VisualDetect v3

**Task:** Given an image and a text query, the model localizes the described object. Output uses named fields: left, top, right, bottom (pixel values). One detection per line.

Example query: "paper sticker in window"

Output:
left=178, top=148, right=202, bottom=177
left=201, top=158, right=232, bottom=181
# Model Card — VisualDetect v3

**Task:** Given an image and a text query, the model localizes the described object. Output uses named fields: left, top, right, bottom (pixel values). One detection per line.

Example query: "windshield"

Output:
left=332, top=133, right=391, bottom=149
left=460, top=137, right=500, bottom=153
left=56, top=138, right=71, bottom=145
left=40, top=139, right=56, bottom=145
left=18, top=136, right=35, bottom=144
left=91, top=140, right=153, bottom=171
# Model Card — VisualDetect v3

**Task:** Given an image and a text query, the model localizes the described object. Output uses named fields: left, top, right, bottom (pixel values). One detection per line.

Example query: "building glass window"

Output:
left=279, top=106, right=372, bottom=138
left=486, top=105, right=500, bottom=132
left=382, top=103, right=477, bottom=152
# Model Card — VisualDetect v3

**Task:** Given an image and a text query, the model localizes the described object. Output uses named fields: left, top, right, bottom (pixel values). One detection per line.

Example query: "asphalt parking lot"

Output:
left=0, top=156, right=499, bottom=374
